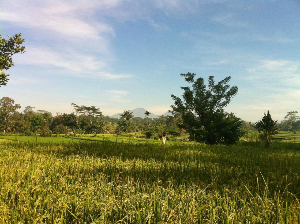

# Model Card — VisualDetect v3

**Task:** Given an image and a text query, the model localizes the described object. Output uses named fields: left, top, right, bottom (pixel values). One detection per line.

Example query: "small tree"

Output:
left=144, top=110, right=150, bottom=125
left=255, top=111, right=278, bottom=148
left=0, top=33, right=25, bottom=86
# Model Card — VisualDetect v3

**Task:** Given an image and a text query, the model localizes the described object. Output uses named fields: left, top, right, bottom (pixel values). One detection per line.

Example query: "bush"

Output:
left=145, top=131, right=152, bottom=139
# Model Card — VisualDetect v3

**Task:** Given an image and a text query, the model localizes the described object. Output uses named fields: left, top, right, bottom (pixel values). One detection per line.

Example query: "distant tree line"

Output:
left=0, top=97, right=183, bottom=138
left=1, top=94, right=295, bottom=141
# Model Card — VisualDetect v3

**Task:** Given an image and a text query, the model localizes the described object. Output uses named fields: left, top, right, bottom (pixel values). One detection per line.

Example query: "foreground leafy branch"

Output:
left=0, top=33, right=25, bottom=86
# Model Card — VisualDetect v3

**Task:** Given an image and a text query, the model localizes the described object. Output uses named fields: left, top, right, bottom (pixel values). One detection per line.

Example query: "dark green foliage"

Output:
left=0, top=97, right=21, bottom=132
left=0, top=33, right=25, bottom=86
left=71, top=103, right=102, bottom=117
left=171, top=73, right=243, bottom=144
left=52, top=124, right=69, bottom=134
left=51, top=113, right=78, bottom=133
left=255, top=110, right=278, bottom=148
left=145, top=131, right=152, bottom=139
left=118, top=110, right=134, bottom=133
left=120, top=110, right=134, bottom=120
left=71, top=103, right=105, bottom=134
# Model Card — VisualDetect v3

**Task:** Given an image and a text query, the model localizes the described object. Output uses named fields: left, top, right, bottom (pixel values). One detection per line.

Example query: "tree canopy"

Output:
left=171, top=73, right=243, bottom=145
left=0, top=97, right=21, bottom=132
left=255, top=110, right=278, bottom=148
left=0, top=33, right=25, bottom=86
left=71, top=103, right=102, bottom=117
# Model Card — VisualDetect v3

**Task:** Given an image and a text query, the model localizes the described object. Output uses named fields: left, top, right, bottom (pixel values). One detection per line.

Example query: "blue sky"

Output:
left=0, top=0, right=299, bottom=122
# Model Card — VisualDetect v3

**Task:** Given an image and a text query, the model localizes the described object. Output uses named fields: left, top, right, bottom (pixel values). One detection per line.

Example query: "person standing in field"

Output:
left=162, top=131, right=167, bottom=145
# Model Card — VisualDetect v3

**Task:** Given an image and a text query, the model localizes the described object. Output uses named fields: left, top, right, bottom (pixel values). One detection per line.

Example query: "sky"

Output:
left=0, top=0, right=300, bottom=122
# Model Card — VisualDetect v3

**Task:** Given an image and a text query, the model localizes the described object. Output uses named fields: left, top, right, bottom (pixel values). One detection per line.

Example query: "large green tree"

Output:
left=71, top=103, right=104, bottom=134
left=0, top=33, right=25, bottom=86
left=171, top=73, right=243, bottom=145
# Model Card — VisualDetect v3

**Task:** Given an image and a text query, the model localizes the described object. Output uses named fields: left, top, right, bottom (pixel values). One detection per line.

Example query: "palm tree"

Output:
left=119, top=110, right=134, bottom=133
left=120, top=110, right=134, bottom=120
left=144, top=110, right=150, bottom=125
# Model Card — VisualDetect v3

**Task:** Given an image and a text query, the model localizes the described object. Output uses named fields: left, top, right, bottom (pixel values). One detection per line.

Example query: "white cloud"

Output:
left=212, top=13, right=248, bottom=28
left=106, top=90, right=129, bottom=103
left=155, top=0, right=181, bottom=11
left=96, top=73, right=132, bottom=80
left=236, top=60, right=300, bottom=121
left=109, top=90, right=128, bottom=95
left=259, top=60, right=297, bottom=72
left=9, top=77, right=41, bottom=86
left=0, top=1, right=116, bottom=42
left=154, top=0, right=200, bottom=14
left=0, top=0, right=117, bottom=76
left=14, top=46, right=106, bottom=72
left=247, top=60, right=300, bottom=85
left=253, top=34, right=295, bottom=44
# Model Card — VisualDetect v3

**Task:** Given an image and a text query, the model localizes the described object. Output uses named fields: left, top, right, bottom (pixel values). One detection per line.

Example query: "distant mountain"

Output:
left=110, top=108, right=159, bottom=119
left=162, top=111, right=172, bottom=116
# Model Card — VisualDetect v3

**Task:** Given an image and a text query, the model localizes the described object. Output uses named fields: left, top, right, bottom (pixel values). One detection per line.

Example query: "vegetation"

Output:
left=1, top=29, right=299, bottom=222
left=117, top=110, right=135, bottom=134
left=0, top=95, right=299, bottom=146
left=0, top=33, right=25, bottom=86
left=0, top=139, right=300, bottom=223
left=255, top=111, right=278, bottom=148
left=0, top=97, right=21, bottom=132
left=280, top=111, right=300, bottom=132
left=171, top=73, right=243, bottom=145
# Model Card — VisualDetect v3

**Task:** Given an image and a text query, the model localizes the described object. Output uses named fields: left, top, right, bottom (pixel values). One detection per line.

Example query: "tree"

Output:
left=28, top=113, right=45, bottom=134
left=255, top=110, right=278, bottom=148
left=36, top=110, right=52, bottom=136
left=171, top=73, right=243, bottom=145
left=71, top=103, right=103, bottom=117
left=118, top=110, right=135, bottom=133
left=71, top=103, right=104, bottom=134
left=120, top=110, right=134, bottom=120
left=23, top=106, right=35, bottom=115
left=11, top=112, right=30, bottom=134
left=0, top=33, right=25, bottom=86
left=145, top=110, right=150, bottom=125
left=51, top=113, right=78, bottom=134
left=0, top=97, right=21, bottom=132
left=280, top=111, right=299, bottom=132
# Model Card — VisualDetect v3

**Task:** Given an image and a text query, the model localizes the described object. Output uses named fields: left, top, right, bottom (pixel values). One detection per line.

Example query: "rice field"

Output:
left=0, top=139, right=300, bottom=223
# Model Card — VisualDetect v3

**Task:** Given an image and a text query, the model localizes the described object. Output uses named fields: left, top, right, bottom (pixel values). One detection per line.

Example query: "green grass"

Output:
left=273, top=132, right=300, bottom=142
left=243, top=131, right=300, bottom=143
left=0, top=135, right=80, bottom=144
left=0, top=138, right=300, bottom=223
left=0, top=134, right=186, bottom=145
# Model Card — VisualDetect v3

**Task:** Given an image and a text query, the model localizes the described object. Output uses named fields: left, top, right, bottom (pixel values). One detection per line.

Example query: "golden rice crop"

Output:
left=0, top=140, right=299, bottom=223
